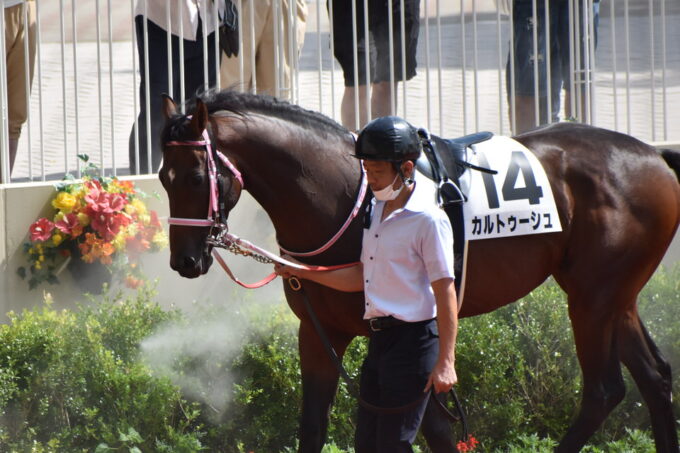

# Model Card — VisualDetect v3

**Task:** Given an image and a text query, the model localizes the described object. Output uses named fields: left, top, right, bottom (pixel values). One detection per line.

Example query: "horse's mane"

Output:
left=163, top=89, right=349, bottom=143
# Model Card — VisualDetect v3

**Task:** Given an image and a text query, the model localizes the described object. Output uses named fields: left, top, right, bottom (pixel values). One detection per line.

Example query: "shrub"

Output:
left=0, top=286, right=203, bottom=452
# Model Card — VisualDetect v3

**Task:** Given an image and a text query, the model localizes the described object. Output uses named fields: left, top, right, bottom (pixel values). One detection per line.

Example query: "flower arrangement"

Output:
left=456, top=435, right=479, bottom=452
left=17, top=155, right=168, bottom=290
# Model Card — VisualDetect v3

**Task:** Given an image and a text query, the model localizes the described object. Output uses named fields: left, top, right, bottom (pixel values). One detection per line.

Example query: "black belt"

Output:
left=368, top=316, right=433, bottom=332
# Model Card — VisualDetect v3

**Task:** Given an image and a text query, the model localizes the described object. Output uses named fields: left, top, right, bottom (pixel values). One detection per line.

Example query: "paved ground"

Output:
left=10, top=0, right=679, bottom=181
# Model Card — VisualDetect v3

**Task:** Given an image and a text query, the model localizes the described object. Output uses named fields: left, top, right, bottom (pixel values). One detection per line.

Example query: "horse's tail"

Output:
left=660, top=148, right=680, bottom=182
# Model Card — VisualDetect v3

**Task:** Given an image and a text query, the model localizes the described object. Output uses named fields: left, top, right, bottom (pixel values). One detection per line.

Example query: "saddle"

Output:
left=415, top=130, right=494, bottom=296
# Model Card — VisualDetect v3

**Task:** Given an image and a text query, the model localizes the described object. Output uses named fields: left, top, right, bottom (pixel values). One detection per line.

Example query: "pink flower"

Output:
left=90, top=211, right=130, bottom=242
left=55, top=213, right=83, bottom=238
left=84, top=180, right=126, bottom=214
left=29, top=218, right=55, bottom=242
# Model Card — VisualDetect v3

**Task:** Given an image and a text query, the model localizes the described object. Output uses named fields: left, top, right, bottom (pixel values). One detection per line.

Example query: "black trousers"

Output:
left=355, top=318, right=439, bottom=453
left=129, top=16, right=216, bottom=174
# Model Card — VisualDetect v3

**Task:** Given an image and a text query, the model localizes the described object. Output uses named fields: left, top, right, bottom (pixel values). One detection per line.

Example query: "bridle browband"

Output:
left=164, top=127, right=368, bottom=287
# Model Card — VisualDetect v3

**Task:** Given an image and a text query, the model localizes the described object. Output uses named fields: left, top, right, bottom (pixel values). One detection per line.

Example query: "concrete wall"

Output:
left=0, top=177, right=281, bottom=321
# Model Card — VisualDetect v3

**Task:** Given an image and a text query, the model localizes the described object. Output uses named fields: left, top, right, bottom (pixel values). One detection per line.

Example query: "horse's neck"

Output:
left=227, top=117, right=359, bottom=254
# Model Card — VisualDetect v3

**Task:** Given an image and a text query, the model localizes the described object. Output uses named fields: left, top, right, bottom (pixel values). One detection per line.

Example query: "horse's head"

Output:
left=159, top=96, right=243, bottom=278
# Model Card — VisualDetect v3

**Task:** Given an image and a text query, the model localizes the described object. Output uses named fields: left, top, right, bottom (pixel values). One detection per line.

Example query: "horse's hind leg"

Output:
left=556, top=295, right=627, bottom=453
left=619, top=313, right=678, bottom=452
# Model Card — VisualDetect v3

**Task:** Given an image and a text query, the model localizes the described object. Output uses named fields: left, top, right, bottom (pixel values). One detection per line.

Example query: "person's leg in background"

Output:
left=328, top=0, right=370, bottom=130
left=5, top=0, right=36, bottom=176
left=220, top=0, right=261, bottom=93
left=182, top=18, right=217, bottom=101
left=255, top=0, right=307, bottom=100
left=560, top=0, right=599, bottom=122
left=507, top=0, right=559, bottom=134
left=128, top=16, right=169, bottom=175
left=370, top=0, right=420, bottom=120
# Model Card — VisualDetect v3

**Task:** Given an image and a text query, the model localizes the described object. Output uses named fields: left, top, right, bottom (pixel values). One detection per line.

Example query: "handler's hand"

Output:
left=273, top=254, right=304, bottom=279
left=424, top=360, right=457, bottom=394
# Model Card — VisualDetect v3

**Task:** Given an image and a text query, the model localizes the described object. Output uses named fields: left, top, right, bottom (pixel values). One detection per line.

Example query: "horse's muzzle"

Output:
left=170, top=251, right=213, bottom=278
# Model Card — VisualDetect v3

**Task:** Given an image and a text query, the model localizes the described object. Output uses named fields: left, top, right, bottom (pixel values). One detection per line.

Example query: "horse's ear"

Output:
left=190, top=99, right=209, bottom=136
left=162, top=94, right=177, bottom=120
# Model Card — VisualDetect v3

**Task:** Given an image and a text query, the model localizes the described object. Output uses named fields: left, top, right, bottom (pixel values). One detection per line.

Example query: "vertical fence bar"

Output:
left=648, top=0, right=655, bottom=141
left=143, top=0, right=151, bottom=171
left=317, top=0, right=323, bottom=112
left=661, top=0, right=667, bottom=140
left=0, top=3, right=7, bottom=184
left=131, top=0, right=139, bottom=174
left=60, top=0, right=69, bottom=175
left=496, top=1, right=504, bottom=135
left=250, top=0, right=256, bottom=92
left=425, top=0, right=432, bottom=130
left=108, top=0, right=116, bottom=176
left=202, top=0, right=209, bottom=92
left=179, top=0, right=186, bottom=113
left=472, top=0, right=479, bottom=131
left=237, top=0, right=244, bottom=91
left=213, top=0, right=220, bottom=91
left=610, top=0, right=618, bottom=130
left=567, top=0, right=576, bottom=121
left=531, top=0, right=539, bottom=128
left=35, top=0, right=45, bottom=180
left=22, top=1, right=32, bottom=180
left=460, top=0, right=467, bottom=134
left=328, top=0, right=336, bottom=120
left=350, top=0, right=359, bottom=130
left=387, top=0, right=395, bottom=117
left=545, top=0, right=552, bottom=126
left=509, top=0, right=516, bottom=134
left=166, top=0, right=173, bottom=99
left=273, top=0, right=281, bottom=98
left=587, top=0, right=596, bottom=125
left=292, top=0, right=299, bottom=103
left=399, top=0, right=406, bottom=119
left=96, top=0, right=105, bottom=175
left=364, top=0, right=371, bottom=122
left=437, top=0, right=443, bottom=135
left=624, top=0, right=631, bottom=133
left=72, top=0, right=81, bottom=176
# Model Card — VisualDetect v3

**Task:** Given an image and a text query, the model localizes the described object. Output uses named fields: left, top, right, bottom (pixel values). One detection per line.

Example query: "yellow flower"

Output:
left=139, top=214, right=151, bottom=226
left=127, top=223, right=138, bottom=236
left=39, top=254, right=45, bottom=262
left=54, top=212, right=65, bottom=223
left=112, top=231, right=127, bottom=252
left=52, top=233, right=64, bottom=246
left=52, top=192, right=77, bottom=213
left=152, top=231, right=168, bottom=250
left=35, top=262, right=42, bottom=270
left=77, top=212, right=90, bottom=226
left=131, top=199, right=147, bottom=216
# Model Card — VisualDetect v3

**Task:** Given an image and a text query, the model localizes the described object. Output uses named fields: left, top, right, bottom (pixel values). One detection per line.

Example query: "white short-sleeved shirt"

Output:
left=360, top=179, right=455, bottom=322
left=135, top=0, right=223, bottom=41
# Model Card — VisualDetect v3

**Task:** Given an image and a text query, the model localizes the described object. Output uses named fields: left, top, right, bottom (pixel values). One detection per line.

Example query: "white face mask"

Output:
left=373, top=173, right=404, bottom=201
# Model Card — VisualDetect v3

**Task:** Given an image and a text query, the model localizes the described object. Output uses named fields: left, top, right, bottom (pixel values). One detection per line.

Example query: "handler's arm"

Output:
left=274, top=256, right=364, bottom=293
left=425, top=277, right=458, bottom=394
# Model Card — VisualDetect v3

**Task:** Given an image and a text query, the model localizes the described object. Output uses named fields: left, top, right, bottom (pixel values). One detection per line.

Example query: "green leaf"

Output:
left=78, top=153, right=90, bottom=163
left=95, top=443, right=113, bottom=453
left=17, top=266, right=26, bottom=279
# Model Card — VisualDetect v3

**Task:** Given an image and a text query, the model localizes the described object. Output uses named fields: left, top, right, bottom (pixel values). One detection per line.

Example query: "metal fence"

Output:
left=0, top=0, right=678, bottom=184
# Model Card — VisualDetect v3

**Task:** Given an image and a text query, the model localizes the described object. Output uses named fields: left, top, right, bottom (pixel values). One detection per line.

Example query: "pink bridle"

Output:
left=164, top=128, right=367, bottom=288
left=167, top=129, right=243, bottom=227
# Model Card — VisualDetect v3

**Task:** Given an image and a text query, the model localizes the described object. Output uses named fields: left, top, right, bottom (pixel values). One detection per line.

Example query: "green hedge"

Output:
left=2, top=266, right=680, bottom=452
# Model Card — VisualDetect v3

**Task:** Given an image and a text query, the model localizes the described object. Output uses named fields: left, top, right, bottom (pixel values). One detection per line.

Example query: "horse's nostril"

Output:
left=183, top=256, right=197, bottom=268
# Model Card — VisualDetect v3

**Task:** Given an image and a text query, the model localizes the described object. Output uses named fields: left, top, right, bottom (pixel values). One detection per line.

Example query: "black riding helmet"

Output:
left=354, top=116, right=422, bottom=162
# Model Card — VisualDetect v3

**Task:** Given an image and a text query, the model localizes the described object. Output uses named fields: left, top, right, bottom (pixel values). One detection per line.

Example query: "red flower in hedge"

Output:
left=456, top=436, right=479, bottom=452
left=29, top=218, right=54, bottom=242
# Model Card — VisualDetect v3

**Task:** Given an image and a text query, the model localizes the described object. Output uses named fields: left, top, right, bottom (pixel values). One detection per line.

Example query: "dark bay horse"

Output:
left=159, top=90, right=680, bottom=453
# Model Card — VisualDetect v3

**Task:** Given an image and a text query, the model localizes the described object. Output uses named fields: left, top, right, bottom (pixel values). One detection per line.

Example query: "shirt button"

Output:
left=369, top=256, right=373, bottom=260
left=365, top=279, right=369, bottom=283
left=374, top=234, right=378, bottom=238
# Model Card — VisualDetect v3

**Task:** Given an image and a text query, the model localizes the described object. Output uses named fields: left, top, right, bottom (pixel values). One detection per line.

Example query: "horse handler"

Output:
left=274, top=116, right=459, bottom=452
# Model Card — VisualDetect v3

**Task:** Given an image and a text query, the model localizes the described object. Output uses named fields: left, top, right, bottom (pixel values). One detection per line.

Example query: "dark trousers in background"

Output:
left=355, top=319, right=439, bottom=453
left=129, top=16, right=216, bottom=174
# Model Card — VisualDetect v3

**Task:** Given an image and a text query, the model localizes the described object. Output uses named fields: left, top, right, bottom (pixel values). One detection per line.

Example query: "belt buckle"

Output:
left=369, top=318, right=382, bottom=332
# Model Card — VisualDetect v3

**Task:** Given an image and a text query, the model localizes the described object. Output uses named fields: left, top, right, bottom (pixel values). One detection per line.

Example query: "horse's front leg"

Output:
left=297, top=321, right=353, bottom=453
